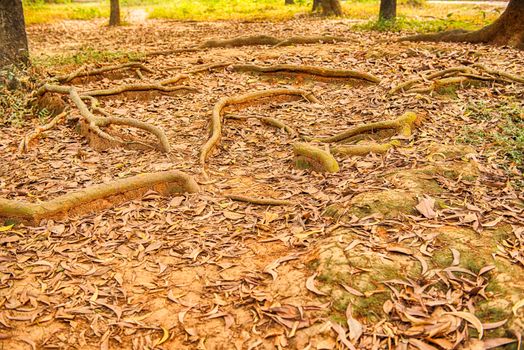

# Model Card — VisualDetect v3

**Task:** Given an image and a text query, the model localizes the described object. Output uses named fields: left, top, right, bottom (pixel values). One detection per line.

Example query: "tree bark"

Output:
left=400, top=0, right=524, bottom=49
left=0, top=0, right=29, bottom=68
left=379, top=0, right=397, bottom=21
left=314, top=0, right=343, bottom=16
left=109, top=0, right=121, bottom=26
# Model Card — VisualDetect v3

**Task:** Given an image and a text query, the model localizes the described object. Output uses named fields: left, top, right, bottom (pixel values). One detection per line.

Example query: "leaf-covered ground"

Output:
left=1, top=18, right=524, bottom=350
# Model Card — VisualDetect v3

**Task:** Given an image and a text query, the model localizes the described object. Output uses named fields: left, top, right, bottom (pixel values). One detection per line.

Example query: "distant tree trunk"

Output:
left=400, top=0, right=524, bottom=49
left=285, top=0, right=295, bottom=4
left=313, top=0, right=343, bottom=16
left=0, top=0, right=29, bottom=68
left=109, top=0, right=121, bottom=26
left=379, top=0, right=396, bottom=21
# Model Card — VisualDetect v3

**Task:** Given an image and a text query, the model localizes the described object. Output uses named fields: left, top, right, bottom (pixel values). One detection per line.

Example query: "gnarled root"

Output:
left=53, top=63, right=153, bottom=83
left=231, top=64, right=381, bottom=83
left=37, top=84, right=171, bottom=152
left=306, top=112, right=417, bottom=143
left=0, top=171, right=199, bottom=224
left=18, top=110, right=68, bottom=153
left=200, top=35, right=351, bottom=48
left=391, top=65, right=524, bottom=94
left=293, top=142, right=339, bottom=173
left=226, top=194, right=295, bottom=206
left=81, top=74, right=198, bottom=97
left=200, top=88, right=319, bottom=172
left=330, top=140, right=400, bottom=156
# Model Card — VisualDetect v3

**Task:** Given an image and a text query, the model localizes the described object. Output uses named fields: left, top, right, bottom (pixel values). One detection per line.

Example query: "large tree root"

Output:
left=305, top=112, right=417, bottom=143
left=0, top=171, right=199, bottom=224
left=330, top=141, right=400, bottom=156
left=390, top=65, right=524, bottom=94
left=18, top=110, right=68, bottom=153
left=230, top=64, right=381, bottom=83
left=147, top=35, right=351, bottom=56
left=200, top=88, right=319, bottom=173
left=36, top=84, right=171, bottom=152
left=81, top=74, right=198, bottom=97
left=225, top=194, right=295, bottom=206
left=53, top=63, right=153, bottom=83
left=293, top=142, right=340, bottom=173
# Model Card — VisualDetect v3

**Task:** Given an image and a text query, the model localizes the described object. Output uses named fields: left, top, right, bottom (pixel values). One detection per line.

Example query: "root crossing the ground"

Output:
left=0, top=171, right=199, bottom=224
left=230, top=64, right=381, bottom=83
left=200, top=88, right=319, bottom=174
left=36, top=84, right=171, bottom=152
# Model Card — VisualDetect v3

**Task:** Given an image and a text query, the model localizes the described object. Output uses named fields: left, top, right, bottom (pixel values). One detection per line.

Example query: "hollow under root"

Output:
left=200, top=88, right=319, bottom=173
left=306, top=112, right=417, bottom=143
left=0, top=170, right=200, bottom=224
left=293, top=142, right=339, bottom=173
left=36, top=84, right=171, bottom=153
left=231, top=64, right=381, bottom=83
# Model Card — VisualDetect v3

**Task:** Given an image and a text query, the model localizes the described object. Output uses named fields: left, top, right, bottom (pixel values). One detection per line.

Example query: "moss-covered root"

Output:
left=308, top=112, right=417, bottom=143
left=200, top=88, right=319, bottom=171
left=231, top=64, right=380, bottom=83
left=330, top=140, right=400, bottom=156
left=0, top=171, right=199, bottom=224
left=293, top=142, right=339, bottom=173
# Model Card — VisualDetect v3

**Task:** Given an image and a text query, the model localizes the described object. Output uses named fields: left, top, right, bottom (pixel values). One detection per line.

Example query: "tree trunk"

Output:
left=400, top=0, right=524, bottom=49
left=0, top=0, right=29, bottom=68
left=285, top=0, right=295, bottom=5
left=379, top=0, right=397, bottom=21
left=316, top=0, right=343, bottom=16
left=109, top=0, right=121, bottom=26
left=312, top=0, right=321, bottom=12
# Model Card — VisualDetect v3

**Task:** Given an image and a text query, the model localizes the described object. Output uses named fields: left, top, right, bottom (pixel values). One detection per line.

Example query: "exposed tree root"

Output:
left=53, top=63, right=153, bottom=83
left=81, top=74, right=198, bottom=97
left=0, top=171, right=199, bottom=224
left=230, top=64, right=381, bottom=83
left=225, top=194, right=295, bottom=206
left=37, top=84, right=171, bottom=152
left=185, top=62, right=232, bottom=74
left=18, top=110, right=68, bottom=153
left=305, top=112, right=417, bottom=143
left=200, top=88, right=319, bottom=173
left=293, top=142, right=339, bottom=173
left=391, top=65, right=524, bottom=94
left=200, top=34, right=351, bottom=48
left=147, top=35, right=351, bottom=56
left=330, top=140, right=400, bottom=156
left=259, top=117, right=299, bottom=137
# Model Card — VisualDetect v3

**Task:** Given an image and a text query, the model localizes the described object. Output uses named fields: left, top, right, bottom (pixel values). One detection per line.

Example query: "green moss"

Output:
left=353, top=292, right=390, bottom=321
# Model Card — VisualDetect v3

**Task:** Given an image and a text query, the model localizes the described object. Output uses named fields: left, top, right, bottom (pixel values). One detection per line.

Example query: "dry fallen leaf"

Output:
left=306, top=273, right=327, bottom=296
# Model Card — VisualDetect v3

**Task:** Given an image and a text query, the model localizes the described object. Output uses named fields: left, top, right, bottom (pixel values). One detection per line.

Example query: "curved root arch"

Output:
left=200, top=88, right=319, bottom=174
left=0, top=171, right=200, bottom=224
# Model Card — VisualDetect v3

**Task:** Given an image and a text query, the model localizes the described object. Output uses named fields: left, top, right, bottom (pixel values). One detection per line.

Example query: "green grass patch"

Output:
left=32, top=47, right=144, bottom=68
left=460, top=100, right=524, bottom=175
left=23, top=2, right=108, bottom=24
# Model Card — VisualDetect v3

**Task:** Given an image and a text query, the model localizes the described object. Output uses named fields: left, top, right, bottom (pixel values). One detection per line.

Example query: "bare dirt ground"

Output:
left=1, top=18, right=523, bottom=350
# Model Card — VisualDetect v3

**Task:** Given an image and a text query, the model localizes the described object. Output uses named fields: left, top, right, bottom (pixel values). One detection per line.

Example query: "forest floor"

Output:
left=1, top=17, right=524, bottom=350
